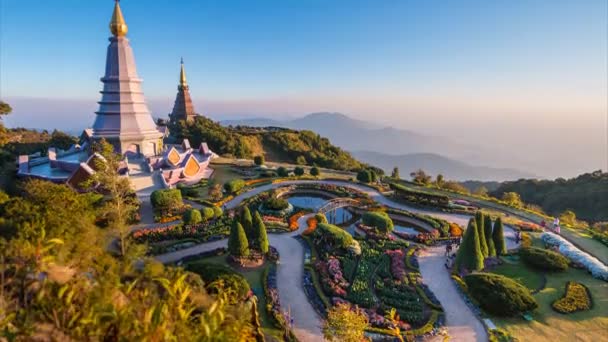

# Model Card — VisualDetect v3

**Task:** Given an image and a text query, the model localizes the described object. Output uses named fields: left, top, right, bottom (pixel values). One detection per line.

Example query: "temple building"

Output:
left=169, top=59, right=198, bottom=123
left=16, top=1, right=215, bottom=189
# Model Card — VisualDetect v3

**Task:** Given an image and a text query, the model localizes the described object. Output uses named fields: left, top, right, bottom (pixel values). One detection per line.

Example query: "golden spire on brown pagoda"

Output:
left=109, top=0, right=128, bottom=37
left=180, top=57, right=188, bottom=88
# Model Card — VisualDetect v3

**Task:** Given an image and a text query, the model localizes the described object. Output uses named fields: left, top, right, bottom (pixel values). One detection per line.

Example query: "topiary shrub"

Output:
left=276, top=167, right=289, bottom=177
left=362, top=211, right=394, bottom=234
left=310, top=166, right=320, bottom=177
left=212, top=206, right=223, bottom=218
left=263, top=197, right=289, bottom=211
left=294, top=166, right=305, bottom=176
left=183, top=208, right=202, bottom=224
left=224, top=179, right=245, bottom=194
left=552, top=281, right=591, bottom=314
left=519, top=247, right=569, bottom=271
left=200, top=207, right=215, bottom=221
left=313, top=223, right=354, bottom=250
left=254, top=155, right=265, bottom=166
left=464, top=273, right=538, bottom=316
left=150, top=189, right=183, bottom=210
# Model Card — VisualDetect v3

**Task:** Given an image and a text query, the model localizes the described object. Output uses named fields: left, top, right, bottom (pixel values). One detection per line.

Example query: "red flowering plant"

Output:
left=385, top=249, right=406, bottom=280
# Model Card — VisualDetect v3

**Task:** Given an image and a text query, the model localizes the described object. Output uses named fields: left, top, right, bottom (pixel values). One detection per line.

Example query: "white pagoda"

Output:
left=87, top=0, right=163, bottom=157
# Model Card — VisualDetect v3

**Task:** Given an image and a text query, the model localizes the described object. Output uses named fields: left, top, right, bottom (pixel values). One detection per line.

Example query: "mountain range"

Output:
left=222, top=112, right=536, bottom=181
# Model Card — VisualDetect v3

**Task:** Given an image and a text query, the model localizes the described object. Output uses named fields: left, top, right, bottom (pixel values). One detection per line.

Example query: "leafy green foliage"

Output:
left=310, top=166, right=320, bottom=176
left=253, top=155, right=264, bottom=166
left=151, top=189, right=183, bottom=211
left=294, top=166, right=305, bottom=176
left=475, top=211, right=489, bottom=257
left=228, top=221, right=250, bottom=257
left=224, top=178, right=245, bottom=194
left=277, top=166, right=289, bottom=177
left=313, top=223, right=354, bottom=249
left=362, top=211, right=394, bottom=234
left=454, top=219, right=484, bottom=271
left=315, top=212, right=328, bottom=224
left=183, top=208, right=202, bottom=224
left=492, top=217, right=507, bottom=255
left=519, top=247, right=569, bottom=271
left=356, top=170, right=374, bottom=183
left=464, top=273, right=538, bottom=316
left=484, top=215, right=496, bottom=256
left=263, top=197, right=289, bottom=211
left=187, top=262, right=251, bottom=303
left=323, top=303, right=369, bottom=342
left=490, top=171, right=608, bottom=222
left=212, top=205, right=223, bottom=218
left=252, top=211, right=269, bottom=254
left=240, top=206, right=253, bottom=236
left=200, top=206, right=215, bottom=220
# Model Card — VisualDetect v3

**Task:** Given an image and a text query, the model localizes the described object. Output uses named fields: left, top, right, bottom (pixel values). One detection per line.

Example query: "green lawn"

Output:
left=185, top=255, right=283, bottom=339
left=490, top=259, right=608, bottom=342
left=492, top=261, right=544, bottom=291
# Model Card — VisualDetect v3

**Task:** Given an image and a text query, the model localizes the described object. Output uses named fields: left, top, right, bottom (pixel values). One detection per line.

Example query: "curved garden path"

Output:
left=153, top=180, right=527, bottom=341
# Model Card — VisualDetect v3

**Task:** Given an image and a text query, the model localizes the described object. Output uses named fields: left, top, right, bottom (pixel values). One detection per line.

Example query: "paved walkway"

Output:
left=150, top=180, right=527, bottom=341
left=418, top=246, right=487, bottom=342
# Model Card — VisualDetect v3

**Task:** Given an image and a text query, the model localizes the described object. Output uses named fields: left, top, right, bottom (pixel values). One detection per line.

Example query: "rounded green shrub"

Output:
left=224, top=179, right=245, bottom=194
left=362, top=211, right=394, bottom=233
left=200, top=207, right=215, bottom=221
left=150, top=189, right=183, bottom=210
left=313, top=223, right=354, bottom=249
left=276, top=167, right=289, bottom=177
left=464, top=273, right=538, bottom=316
left=310, top=166, right=320, bottom=176
left=212, top=206, right=223, bottom=218
left=519, top=247, right=569, bottom=271
left=315, top=212, right=328, bottom=224
left=183, top=208, right=202, bottom=224
left=187, top=262, right=250, bottom=303
left=263, top=197, right=289, bottom=211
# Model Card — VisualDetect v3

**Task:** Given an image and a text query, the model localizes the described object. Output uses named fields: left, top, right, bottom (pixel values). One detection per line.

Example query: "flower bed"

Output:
left=406, top=247, right=420, bottom=271
left=541, top=232, right=608, bottom=281
left=315, top=257, right=349, bottom=297
left=385, top=249, right=406, bottom=280
left=132, top=218, right=231, bottom=244
left=263, top=264, right=297, bottom=341
left=288, top=211, right=305, bottom=231
left=551, top=281, right=592, bottom=314
left=303, top=216, right=317, bottom=235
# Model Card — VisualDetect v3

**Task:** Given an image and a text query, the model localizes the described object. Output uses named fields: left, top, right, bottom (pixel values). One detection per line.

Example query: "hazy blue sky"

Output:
left=0, top=0, right=606, bottom=177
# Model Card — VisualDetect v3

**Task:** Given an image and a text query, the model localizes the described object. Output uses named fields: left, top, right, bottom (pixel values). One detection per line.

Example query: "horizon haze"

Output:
left=1, top=0, right=606, bottom=179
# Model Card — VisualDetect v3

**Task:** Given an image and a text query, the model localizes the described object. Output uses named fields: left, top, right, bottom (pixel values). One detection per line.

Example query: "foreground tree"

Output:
left=252, top=211, right=269, bottom=254
left=493, top=217, right=507, bottom=255
left=89, top=140, right=139, bottom=259
left=475, top=211, right=489, bottom=257
left=484, top=215, right=496, bottom=257
left=323, top=303, right=369, bottom=342
left=454, top=219, right=484, bottom=271
left=228, top=221, right=250, bottom=257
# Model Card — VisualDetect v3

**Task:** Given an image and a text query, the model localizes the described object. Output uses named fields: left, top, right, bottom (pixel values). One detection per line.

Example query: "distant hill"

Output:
left=351, top=150, right=535, bottom=181
left=490, top=171, right=608, bottom=222
left=222, top=112, right=536, bottom=181
left=172, top=116, right=367, bottom=172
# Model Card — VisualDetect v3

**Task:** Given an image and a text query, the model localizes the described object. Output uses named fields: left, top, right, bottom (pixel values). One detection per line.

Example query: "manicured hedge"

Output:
left=150, top=189, right=183, bottom=210
left=519, top=247, right=569, bottom=272
left=224, top=178, right=245, bottom=194
left=264, top=197, right=289, bottom=211
left=552, top=281, right=592, bottom=314
left=314, top=223, right=354, bottom=249
left=362, top=211, right=394, bottom=233
left=464, top=273, right=538, bottom=316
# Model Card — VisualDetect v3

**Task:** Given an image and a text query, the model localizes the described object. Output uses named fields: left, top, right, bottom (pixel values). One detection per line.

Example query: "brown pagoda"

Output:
left=169, top=58, right=197, bottom=123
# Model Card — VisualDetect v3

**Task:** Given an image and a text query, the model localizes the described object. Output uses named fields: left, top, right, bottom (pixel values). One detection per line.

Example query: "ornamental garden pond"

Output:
left=131, top=163, right=608, bottom=342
